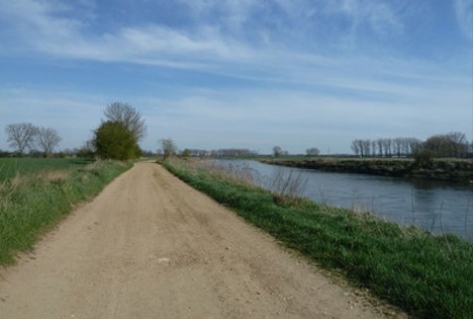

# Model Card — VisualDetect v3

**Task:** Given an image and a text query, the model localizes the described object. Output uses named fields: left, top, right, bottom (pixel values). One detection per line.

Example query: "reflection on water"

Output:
left=211, top=159, right=473, bottom=241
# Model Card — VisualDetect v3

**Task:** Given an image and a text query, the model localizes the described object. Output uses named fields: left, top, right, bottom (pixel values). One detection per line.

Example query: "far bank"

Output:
left=258, top=157, right=473, bottom=183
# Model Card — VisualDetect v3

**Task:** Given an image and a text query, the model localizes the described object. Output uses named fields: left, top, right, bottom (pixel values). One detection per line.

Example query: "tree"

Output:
left=181, top=148, right=191, bottom=158
left=104, top=102, right=147, bottom=142
left=37, top=127, right=61, bottom=157
left=362, top=139, right=371, bottom=157
left=376, top=138, right=384, bottom=157
left=423, top=133, right=467, bottom=158
left=446, top=132, right=466, bottom=158
left=382, top=138, right=392, bottom=157
left=306, top=147, right=320, bottom=156
left=93, top=121, right=141, bottom=160
left=351, top=140, right=361, bottom=156
left=160, top=138, right=177, bottom=160
left=5, top=123, right=38, bottom=155
left=273, top=146, right=283, bottom=157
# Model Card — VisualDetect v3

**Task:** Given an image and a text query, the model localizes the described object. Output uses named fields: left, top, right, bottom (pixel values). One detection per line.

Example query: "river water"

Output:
left=211, top=160, right=473, bottom=241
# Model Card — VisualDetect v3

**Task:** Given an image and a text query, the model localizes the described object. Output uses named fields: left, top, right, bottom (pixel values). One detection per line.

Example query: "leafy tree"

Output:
left=104, top=102, right=147, bottom=142
left=93, top=121, right=141, bottom=160
left=37, top=127, right=61, bottom=157
left=5, top=123, right=38, bottom=156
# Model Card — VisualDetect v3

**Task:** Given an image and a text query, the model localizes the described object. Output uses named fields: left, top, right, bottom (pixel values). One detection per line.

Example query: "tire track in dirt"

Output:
left=0, top=162, right=403, bottom=318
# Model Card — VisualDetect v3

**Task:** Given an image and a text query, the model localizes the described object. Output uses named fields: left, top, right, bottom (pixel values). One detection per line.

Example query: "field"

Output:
left=0, top=157, right=94, bottom=182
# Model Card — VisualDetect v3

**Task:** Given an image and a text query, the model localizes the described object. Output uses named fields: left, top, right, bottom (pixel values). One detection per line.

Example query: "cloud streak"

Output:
left=0, top=0, right=471, bottom=154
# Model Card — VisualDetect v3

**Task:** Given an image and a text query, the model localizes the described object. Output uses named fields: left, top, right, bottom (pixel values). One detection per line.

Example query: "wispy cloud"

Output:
left=454, top=0, right=473, bottom=39
left=0, top=0, right=471, bottom=153
left=0, top=0, right=408, bottom=60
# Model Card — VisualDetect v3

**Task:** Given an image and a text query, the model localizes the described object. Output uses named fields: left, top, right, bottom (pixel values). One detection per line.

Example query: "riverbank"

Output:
left=258, top=157, right=473, bottom=183
left=161, top=159, right=472, bottom=319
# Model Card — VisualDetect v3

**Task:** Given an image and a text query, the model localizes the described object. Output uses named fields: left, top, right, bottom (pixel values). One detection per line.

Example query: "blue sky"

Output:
left=0, top=0, right=472, bottom=154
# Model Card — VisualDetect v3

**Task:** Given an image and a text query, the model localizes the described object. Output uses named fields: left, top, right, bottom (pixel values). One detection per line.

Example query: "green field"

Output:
left=0, top=157, right=94, bottom=182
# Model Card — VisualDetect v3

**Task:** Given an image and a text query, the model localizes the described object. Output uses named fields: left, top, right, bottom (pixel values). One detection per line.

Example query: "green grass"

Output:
left=0, top=159, right=131, bottom=265
left=161, top=159, right=472, bottom=319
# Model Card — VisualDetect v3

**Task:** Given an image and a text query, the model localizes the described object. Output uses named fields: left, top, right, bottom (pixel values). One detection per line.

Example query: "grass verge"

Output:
left=0, top=160, right=132, bottom=265
left=161, top=159, right=472, bottom=319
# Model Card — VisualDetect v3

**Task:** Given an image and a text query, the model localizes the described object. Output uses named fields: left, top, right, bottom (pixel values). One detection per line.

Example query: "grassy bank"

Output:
left=0, top=159, right=132, bottom=265
left=161, top=159, right=472, bottom=319
left=259, top=157, right=473, bottom=183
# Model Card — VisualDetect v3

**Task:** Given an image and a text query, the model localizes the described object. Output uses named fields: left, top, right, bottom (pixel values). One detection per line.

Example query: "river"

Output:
left=211, top=159, right=473, bottom=241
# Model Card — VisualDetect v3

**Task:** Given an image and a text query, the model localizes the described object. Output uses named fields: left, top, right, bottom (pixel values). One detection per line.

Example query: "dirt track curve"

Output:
left=0, top=162, right=400, bottom=318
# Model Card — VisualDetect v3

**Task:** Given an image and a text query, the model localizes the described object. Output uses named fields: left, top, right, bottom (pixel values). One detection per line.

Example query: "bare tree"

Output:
left=446, top=132, right=466, bottom=158
left=160, top=138, right=177, bottom=160
left=104, top=102, right=147, bottom=142
left=376, top=138, right=384, bottom=157
left=371, top=140, right=377, bottom=157
left=5, top=123, right=38, bottom=155
left=394, top=137, right=404, bottom=157
left=272, top=146, right=283, bottom=157
left=408, top=138, right=422, bottom=156
left=37, top=127, right=61, bottom=157
left=382, top=138, right=392, bottom=157
left=351, top=140, right=361, bottom=156
left=362, top=139, right=371, bottom=157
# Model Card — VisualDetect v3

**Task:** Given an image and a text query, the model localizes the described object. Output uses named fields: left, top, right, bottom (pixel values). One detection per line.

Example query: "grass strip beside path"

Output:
left=161, top=159, right=472, bottom=319
left=0, top=160, right=132, bottom=265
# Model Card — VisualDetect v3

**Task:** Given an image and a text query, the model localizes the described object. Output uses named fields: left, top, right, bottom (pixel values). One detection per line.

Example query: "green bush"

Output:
left=93, top=121, right=141, bottom=160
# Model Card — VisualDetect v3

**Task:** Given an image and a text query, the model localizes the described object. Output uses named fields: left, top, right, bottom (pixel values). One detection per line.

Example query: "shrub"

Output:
left=414, top=149, right=435, bottom=169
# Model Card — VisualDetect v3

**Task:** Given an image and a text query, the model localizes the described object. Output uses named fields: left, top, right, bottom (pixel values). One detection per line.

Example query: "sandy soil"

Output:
left=0, top=162, right=404, bottom=318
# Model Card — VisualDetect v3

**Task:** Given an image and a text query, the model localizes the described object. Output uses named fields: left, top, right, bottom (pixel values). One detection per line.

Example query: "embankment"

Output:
left=161, top=159, right=472, bottom=319
left=259, top=158, right=473, bottom=183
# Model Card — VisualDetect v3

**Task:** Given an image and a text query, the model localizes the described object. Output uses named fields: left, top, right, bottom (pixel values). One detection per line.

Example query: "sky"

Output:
left=0, top=0, right=472, bottom=155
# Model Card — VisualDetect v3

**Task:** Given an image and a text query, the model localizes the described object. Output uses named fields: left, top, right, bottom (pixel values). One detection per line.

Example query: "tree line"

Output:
left=351, top=132, right=472, bottom=158
left=4, top=123, right=61, bottom=157
left=3, top=102, right=147, bottom=160
left=157, top=143, right=259, bottom=159
left=4, top=103, right=471, bottom=161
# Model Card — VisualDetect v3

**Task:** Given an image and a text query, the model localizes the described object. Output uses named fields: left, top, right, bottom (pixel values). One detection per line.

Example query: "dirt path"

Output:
left=0, top=162, right=401, bottom=318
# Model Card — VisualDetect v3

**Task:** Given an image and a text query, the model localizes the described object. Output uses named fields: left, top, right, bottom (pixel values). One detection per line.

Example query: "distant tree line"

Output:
left=211, top=148, right=258, bottom=157
left=159, top=146, right=259, bottom=158
left=351, top=132, right=472, bottom=158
